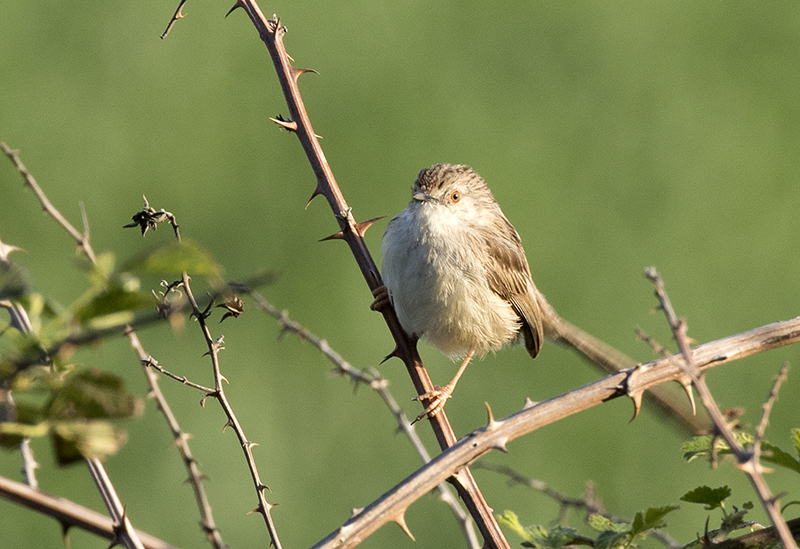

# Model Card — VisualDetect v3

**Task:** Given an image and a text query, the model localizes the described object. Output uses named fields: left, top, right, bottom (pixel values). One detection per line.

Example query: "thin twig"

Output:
left=476, top=462, right=682, bottom=549
left=1, top=142, right=96, bottom=264
left=0, top=475, right=178, bottom=549
left=140, top=353, right=216, bottom=395
left=126, top=329, right=227, bottom=549
left=19, top=439, right=39, bottom=489
left=226, top=8, right=507, bottom=546
left=242, top=287, right=479, bottom=549
left=754, top=362, right=789, bottom=445
left=161, top=0, right=188, bottom=39
left=3, top=144, right=225, bottom=547
left=86, top=457, right=146, bottom=549
left=644, top=267, right=798, bottom=549
left=137, top=203, right=283, bottom=549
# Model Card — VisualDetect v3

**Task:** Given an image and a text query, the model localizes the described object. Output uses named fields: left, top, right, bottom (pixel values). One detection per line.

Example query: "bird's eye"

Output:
left=451, top=191, right=460, bottom=202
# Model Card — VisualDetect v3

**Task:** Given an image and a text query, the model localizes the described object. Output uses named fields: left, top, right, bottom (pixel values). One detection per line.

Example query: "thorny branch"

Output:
left=223, top=6, right=510, bottom=547
left=644, top=267, right=798, bottom=549
left=128, top=199, right=283, bottom=549
left=86, top=457, right=145, bottom=549
left=127, top=330, right=227, bottom=549
left=2, top=144, right=224, bottom=548
left=476, top=462, right=682, bottom=549
left=310, top=314, right=800, bottom=548
left=0, top=476, right=176, bottom=549
left=241, top=286, right=480, bottom=548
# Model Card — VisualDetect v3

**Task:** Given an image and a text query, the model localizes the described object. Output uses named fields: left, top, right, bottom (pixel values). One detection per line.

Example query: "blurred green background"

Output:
left=2, top=1, right=799, bottom=548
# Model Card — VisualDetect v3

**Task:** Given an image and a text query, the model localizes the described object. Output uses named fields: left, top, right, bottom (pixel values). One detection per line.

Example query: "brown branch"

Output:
left=707, top=517, right=800, bottom=549
left=2, top=144, right=226, bottom=548
left=1, top=142, right=96, bottom=264
left=644, top=267, right=798, bottom=549
left=86, top=457, right=146, bottom=549
left=0, top=475, right=179, bottom=549
left=228, top=7, right=509, bottom=546
left=126, top=329, right=227, bottom=549
left=243, top=287, right=480, bottom=548
left=161, top=0, right=188, bottom=39
left=311, top=315, right=800, bottom=548
left=476, top=462, right=681, bottom=549
left=138, top=203, right=283, bottom=549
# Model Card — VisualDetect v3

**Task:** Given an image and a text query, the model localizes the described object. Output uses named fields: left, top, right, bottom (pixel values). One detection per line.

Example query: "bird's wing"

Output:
left=484, top=217, right=543, bottom=358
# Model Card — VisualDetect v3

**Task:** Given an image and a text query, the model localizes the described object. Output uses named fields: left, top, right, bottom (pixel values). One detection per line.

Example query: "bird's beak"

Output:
left=413, top=191, right=433, bottom=203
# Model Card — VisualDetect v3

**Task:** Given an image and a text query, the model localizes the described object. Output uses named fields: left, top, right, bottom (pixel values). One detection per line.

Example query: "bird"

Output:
left=371, top=163, right=543, bottom=422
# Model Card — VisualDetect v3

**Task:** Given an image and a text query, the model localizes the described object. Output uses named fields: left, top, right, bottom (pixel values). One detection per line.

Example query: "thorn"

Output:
left=222, top=419, right=234, bottom=433
left=289, top=66, right=319, bottom=80
left=270, top=115, right=298, bottom=132
left=353, top=216, right=386, bottom=237
left=305, top=186, right=323, bottom=209
left=350, top=507, right=364, bottom=519
left=628, top=390, right=643, bottom=422
left=380, top=346, right=402, bottom=364
left=393, top=511, right=416, bottom=541
left=677, top=375, right=697, bottom=415
left=319, top=230, right=345, bottom=242
left=225, top=0, right=244, bottom=17
left=522, top=397, right=538, bottom=409
left=60, top=521, right=71, bottom=549
left=493, top=437, right=509, bottom=453
left=485, top=402, right=495, bottom=425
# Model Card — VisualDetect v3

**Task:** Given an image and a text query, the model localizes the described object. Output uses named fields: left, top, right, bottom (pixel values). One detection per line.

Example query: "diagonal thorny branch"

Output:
left=227, top=5, right=510, bottom=547
left=311, top=314, right=800, bottom=548
left=2, top=143, right=226, bottom=548
left=645, top=267, right=798, bottom=549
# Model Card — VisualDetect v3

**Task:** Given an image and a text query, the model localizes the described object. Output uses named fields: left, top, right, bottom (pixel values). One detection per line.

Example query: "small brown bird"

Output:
left=373, top=164, right=543, bottom=421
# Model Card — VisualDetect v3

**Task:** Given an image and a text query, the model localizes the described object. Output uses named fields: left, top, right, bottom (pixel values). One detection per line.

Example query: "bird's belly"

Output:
left=386, top=240, right=521, bottom=359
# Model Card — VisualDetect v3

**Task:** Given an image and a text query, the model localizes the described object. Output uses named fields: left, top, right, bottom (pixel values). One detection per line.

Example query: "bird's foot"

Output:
left=412, top=384, right=454, bottom=424
left=370, top=285, right=391, bottom=312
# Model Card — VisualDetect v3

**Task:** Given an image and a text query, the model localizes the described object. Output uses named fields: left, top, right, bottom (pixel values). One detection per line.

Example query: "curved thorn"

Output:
left=289, top=66, right=320, bottom=80
left=269, top=116, right=298, bottom=132
left=319, top=230, right=345, bottom=242
left=354, top=216, right=386, bottom=237
left=225, top=0, right=244, bottom=17
left=380, top=346, right=402, bottom=364
left=677, top=375, right=697, bottom=415
left=305, top=187, right=323, bottom=209
left=484, top=401, right=494, bottom=425
left=628, top=390, right=643, bottom=422
left=394, top=511, right=416, bottom=541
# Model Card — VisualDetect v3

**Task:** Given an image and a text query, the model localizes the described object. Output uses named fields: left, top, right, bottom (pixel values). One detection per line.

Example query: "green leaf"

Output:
left=497, top=512, right=578, bottom=549
left=680, top=486, right=731, bottom=510
left=74, top=275, right=150, bottom=324
left=682, top=433, right=754, bottom=462
left=498, top=511, right=536, bottom=543
left=0, top=260, right=31, bottom=301
left=762, top=441, right=800, bottom=475
left=46, top=369, right=143, bottom=421
left=595, top=530, right=629, bottom=549
left=792, top=428, right=800, bottom=458
left=124, top=240, right=221, bottom=277
left=52, top=420, right=128, bottom=465
left=588, top=515, right=629, bottom=534
left=629, top=506, right=678, bottom=537
left=0, top=421, right=49, bottom=449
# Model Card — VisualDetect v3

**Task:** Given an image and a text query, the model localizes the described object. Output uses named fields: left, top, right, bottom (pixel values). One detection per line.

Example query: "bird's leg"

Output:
left=413, top=350, right=476, bottom=424
left=370, top=285, right=391, bottom=312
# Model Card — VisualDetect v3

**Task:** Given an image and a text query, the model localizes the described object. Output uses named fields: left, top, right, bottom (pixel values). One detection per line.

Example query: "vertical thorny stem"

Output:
left=229, top=4, right=510, bottom=547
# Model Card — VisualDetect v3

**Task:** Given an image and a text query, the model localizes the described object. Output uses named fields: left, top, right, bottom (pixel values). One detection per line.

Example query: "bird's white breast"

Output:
left=381, top=203, right=520, bottom=359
